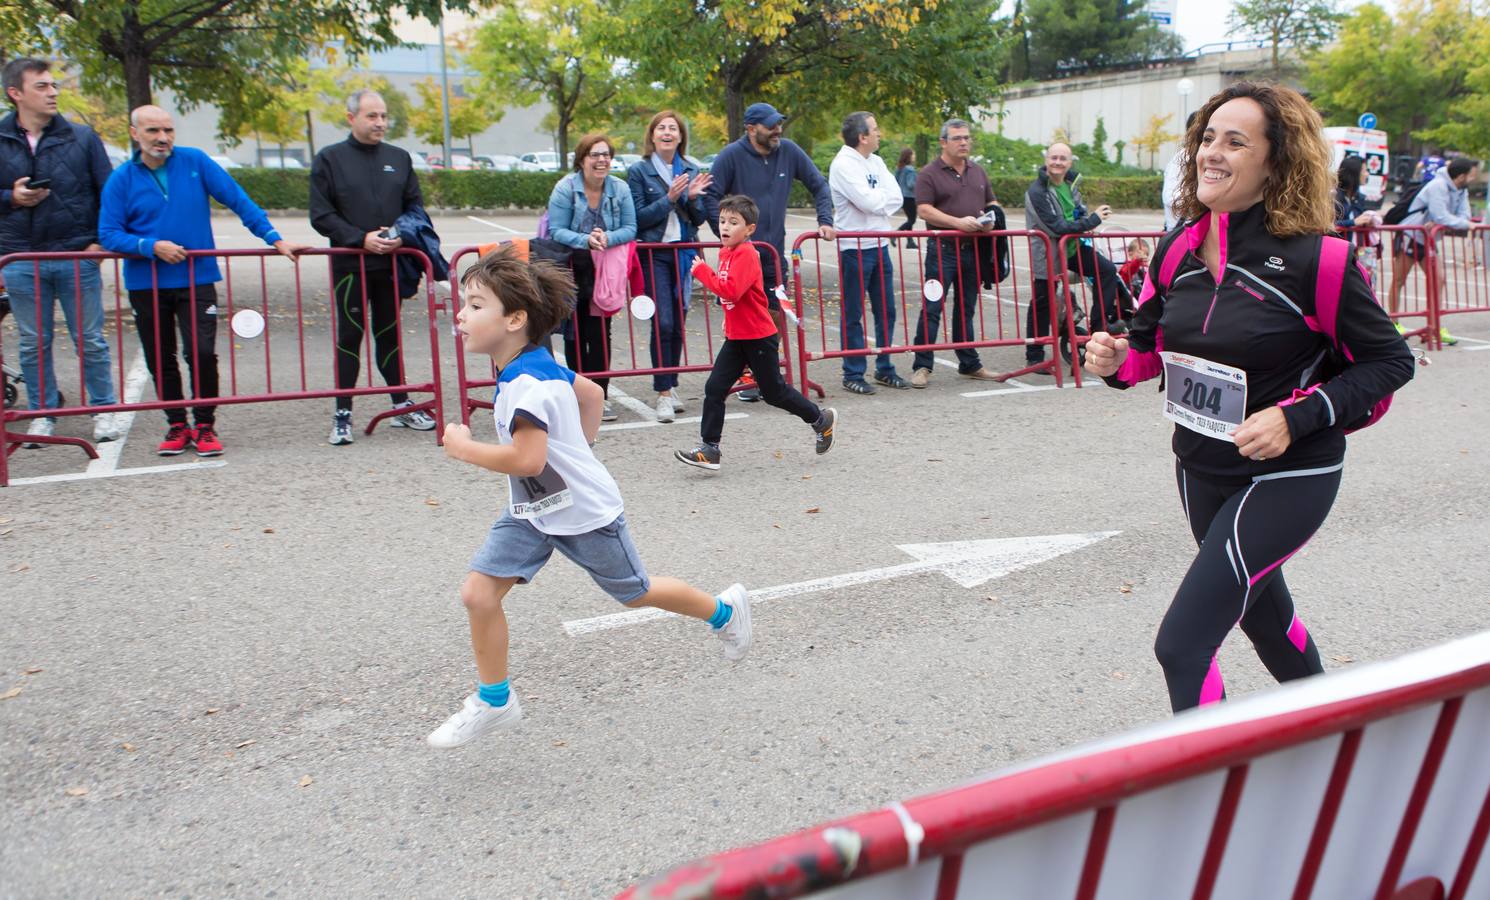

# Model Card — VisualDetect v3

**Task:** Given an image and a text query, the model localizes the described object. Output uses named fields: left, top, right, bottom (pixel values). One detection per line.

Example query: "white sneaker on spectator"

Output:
left=714, top=583, right=752, bottom=662
left=390, top=401, right=436, bottom=431
left=602, top=401, right=618, bottom=422
left=427, top=691, right=522, bottom=749
left=92, top=412, right=121, bottom=443
left=23, top=417, right=55, bottom=449
left=655, top=394, right=676, bottom=423
left=329, top=410, right=354, bottom=446
left=669, top=394, right=686, bottom=413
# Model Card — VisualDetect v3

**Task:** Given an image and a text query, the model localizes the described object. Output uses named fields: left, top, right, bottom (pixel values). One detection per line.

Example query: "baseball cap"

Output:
left=743, top=103, right=785, bottom=128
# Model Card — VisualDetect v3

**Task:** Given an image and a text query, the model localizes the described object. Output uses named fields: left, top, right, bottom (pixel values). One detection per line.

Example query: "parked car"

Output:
left=411, top=152, right=433, bottom=172
left=426, top=153, right=477, bottom=170
left=208, top=155, right=241, bottom=170
left=699, top=153, right=719, bottom=171
left=615, top=153, right=643, bottom=171
left=104, top=144, right=130, bottom=169
left=520, top=151, right=561, bottom=172
left=475, top=153, right=541, bottom=172
left=257, top=155, right=304, bottom=169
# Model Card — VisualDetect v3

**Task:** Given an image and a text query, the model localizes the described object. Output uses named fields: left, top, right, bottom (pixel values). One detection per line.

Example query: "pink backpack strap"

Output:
left=1156, top=232, right=1187, bottom=291
left=1314, top=236, right=1351, bottom=351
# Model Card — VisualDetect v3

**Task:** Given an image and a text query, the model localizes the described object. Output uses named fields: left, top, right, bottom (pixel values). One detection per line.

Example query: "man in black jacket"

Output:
left=1023, top=142, right=1126, bottom=367
left=310, top=89, right=436, bottom=446
left=0, top=58, right=120, bottom=446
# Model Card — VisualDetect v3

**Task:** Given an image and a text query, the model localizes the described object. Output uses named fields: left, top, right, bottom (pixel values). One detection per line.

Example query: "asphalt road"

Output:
left=2, top=210, right=1488, bottom=898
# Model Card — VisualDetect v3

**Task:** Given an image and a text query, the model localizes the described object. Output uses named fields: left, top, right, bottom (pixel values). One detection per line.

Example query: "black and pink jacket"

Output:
left=1104, top=202, right=1414, bottom=478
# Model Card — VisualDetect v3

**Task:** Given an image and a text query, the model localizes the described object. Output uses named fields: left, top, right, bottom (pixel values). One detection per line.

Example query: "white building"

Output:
left=164, top=19, right=556, bottom=165
left=983, top=45, right=1284, bottom=170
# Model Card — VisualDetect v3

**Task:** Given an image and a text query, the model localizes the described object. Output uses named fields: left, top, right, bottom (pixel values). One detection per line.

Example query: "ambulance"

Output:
left=1324, top=126, right=1390, bottom=203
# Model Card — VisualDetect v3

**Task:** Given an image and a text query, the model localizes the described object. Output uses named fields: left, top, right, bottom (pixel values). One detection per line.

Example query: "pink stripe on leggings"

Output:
left=1248, top=538, right=1312, bottom=587
left=1287, top=615, right=1310, bottom=654
left=1199, top=656, right=1225, bottom=706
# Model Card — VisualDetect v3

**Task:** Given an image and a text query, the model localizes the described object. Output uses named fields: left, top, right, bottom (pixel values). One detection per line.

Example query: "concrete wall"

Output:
left=981, top=48, right=1285, bottom=172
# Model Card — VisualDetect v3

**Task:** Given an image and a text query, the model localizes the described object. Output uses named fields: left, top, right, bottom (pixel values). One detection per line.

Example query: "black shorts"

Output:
left=1392, top=234, right=1428, bottom=262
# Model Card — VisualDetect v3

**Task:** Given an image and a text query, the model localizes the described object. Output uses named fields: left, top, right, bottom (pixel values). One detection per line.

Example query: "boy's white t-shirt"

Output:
left=490, top=346, right=623, bottom=535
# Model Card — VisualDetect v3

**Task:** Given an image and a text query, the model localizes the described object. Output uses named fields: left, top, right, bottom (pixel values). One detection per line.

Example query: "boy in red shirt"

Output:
left=675, top=195, right=837, bottom=471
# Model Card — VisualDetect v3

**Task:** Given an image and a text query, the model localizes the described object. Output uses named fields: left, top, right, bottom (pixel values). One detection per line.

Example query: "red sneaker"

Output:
left=157, top=423, right=194, bottom=456
left=192, top=423, right=224, bottom=457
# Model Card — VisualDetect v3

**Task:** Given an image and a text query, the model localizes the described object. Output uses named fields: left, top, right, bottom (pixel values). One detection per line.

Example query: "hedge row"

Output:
left=230, top=167, right=1164, bottom=212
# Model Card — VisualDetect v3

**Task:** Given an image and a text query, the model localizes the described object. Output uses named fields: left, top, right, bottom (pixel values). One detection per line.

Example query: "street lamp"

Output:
left=1176, top=77, right=1195, bottom=125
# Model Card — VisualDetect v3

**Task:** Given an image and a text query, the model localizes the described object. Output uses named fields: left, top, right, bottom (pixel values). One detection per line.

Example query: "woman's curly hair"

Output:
left=1175, top=82, right=1336, bottom=237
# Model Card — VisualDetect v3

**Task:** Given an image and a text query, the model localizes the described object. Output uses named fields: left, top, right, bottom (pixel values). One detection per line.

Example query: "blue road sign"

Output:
left=1358, top=113, right=1378, bottom=130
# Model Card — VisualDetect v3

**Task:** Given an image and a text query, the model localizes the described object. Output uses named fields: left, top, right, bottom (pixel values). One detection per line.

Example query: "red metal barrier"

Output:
left=619, top=630, right=1490, bottom=899
left=1426, top=224, right=1490, bottom=337
left=448, top=240, right=802, bottom=426
left=0, top=247, right=445, bottom=487
left=790, top=230, right=1066, bottom=390
left=1340, top=224, right=1442, bottom=349
left=1056, top=229, right=1167, bottom=382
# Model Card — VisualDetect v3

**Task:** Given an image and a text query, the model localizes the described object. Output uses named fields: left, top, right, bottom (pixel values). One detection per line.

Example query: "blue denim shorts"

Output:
left=469, top=512, right=651, bottom=603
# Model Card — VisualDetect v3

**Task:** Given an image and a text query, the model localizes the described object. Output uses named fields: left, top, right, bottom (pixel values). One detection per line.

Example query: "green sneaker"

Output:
left=1439, top=326, right=1459, bottom=346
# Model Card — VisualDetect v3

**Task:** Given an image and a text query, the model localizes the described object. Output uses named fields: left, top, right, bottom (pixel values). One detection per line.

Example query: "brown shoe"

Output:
left=909, top=368, right=931, bottom=388
left=961, top=368, right=1000, bottom=381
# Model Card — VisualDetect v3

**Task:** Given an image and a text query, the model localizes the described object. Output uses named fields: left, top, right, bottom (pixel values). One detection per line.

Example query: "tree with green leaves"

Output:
left=465, top=0, right=621, bottom=164
left=1307, top=0, right=1489, bottom=155
left=1227, top=0, right=1343, bottom=73
left=611, top=0, right=1008, bottom=141
left=1020, top=0, right=1182, bottom=80
left=5, top=0, right=460, bottom=123
left=409, top=77, right=498, bottom=155
left=1091, top=115, right=1108, bottom=162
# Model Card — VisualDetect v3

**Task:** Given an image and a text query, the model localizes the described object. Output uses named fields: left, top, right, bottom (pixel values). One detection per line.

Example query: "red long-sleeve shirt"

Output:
left=693, top=244, right=776, bottom=340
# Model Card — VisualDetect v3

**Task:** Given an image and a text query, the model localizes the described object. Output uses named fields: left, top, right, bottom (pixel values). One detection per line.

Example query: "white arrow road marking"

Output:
left=562, top=531, right=1120, bottom=636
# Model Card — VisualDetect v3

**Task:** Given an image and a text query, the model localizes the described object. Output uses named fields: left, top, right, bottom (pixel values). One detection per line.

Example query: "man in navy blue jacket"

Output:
left=99, top=105, right=304, bottom=457
left=705, top=102, right=834, bottom=399
left=0, top=58, right=120, bottom=447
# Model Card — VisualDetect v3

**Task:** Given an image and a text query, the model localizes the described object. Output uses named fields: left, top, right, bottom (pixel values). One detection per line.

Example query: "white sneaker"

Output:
left=92, top=412, right=121, bottom=443
left=714, top=584, right=753, bottom=662
left=23, top=417, right=54, bottom=449
left=672, top=396, right=686, bottom=413
left=329, top=411, right=354, bottom=446
left=601, top=400, right=618, bottom=422
left=390, top=401, right=436, bottom=431
left=655, top=394, right=676, bottom=423
left=426, top=691, right=522, bottom=749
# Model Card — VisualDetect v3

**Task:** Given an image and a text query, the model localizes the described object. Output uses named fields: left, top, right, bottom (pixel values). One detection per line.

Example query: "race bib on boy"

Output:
left=1160, top=351, right=1248, bottom=442
left=509, top=464, right=574, bottom=518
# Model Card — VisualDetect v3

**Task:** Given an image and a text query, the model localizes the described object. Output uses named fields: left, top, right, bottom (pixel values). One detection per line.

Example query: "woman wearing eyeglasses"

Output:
left=546, top=133, right=637, bottom=421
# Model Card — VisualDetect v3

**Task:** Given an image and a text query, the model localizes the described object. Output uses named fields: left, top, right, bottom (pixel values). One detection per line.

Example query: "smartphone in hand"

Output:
left=24, top=177, right=52, bottom=190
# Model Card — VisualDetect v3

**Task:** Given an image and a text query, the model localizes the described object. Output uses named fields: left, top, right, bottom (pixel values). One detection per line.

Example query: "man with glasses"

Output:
left=909, top=118, right=1001, bottom=386
left=0, top=58, right=120, bottom=447
left=310, top=89, right=437, bottom=446
left=706, top=102, right=834, bottom=400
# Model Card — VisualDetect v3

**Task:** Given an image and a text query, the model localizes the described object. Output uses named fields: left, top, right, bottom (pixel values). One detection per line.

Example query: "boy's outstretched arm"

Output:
left=573, top=375, right=604, bottom=444
left=444, top=421, right=548, bottom=477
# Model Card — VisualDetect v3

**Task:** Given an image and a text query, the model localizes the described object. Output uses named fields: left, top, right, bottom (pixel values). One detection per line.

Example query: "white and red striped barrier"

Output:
left=620, top=631, right=1490, bottom=899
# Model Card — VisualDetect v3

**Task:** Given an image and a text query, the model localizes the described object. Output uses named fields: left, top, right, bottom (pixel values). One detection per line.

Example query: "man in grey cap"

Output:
left=706, top=102, right=833, bottom=399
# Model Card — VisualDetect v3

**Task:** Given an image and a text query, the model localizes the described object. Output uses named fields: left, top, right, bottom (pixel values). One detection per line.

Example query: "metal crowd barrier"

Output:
left=0, top=247, right=445, bottom=486
left=1339, top=224, right=1442, bottom=349
left=789, top=229, right=1067, bottom=389
left=620, top=629, right=1490, bottom=899
left=447, top=239, right=801, bottom=427
left=1426, top=224, right=1490, bottom=341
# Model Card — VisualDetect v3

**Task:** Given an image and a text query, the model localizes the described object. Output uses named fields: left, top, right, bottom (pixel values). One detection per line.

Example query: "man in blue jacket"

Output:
left=706, top=103, right=834, bottom=400
left=99, top=105, right=304, bottom=457
left=0, top=57, right=120, bottom=447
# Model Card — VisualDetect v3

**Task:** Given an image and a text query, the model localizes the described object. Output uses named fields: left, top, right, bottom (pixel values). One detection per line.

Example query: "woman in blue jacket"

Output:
left=627, top=111, right=711, bottom=422
left=546, top=133, right=636, bottom=421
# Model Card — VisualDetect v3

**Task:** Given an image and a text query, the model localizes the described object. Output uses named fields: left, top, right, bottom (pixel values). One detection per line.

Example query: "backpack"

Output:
left=1381, top=183, right=1426, bottom=226
left=1150, top=232, right=1392, bottom=433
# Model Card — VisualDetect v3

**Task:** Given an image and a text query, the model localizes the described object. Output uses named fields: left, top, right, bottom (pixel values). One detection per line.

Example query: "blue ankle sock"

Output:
left=707, top=597, right=733, bottom=630
left=478, top=679, right=510, bottom=707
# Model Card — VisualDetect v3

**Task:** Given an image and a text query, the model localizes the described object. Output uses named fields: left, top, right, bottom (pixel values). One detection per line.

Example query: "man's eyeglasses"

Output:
left=944, top=135, right=973, bottom=143
left=587, top=151, right=613, bottom=160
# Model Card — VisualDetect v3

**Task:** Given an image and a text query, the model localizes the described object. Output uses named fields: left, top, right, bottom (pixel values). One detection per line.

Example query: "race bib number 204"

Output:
left=1159, top=351, right=1248, bottom=442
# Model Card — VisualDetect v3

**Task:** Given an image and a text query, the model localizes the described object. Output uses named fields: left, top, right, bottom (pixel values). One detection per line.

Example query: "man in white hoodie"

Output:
left=829, top=111, right=910, bottom=393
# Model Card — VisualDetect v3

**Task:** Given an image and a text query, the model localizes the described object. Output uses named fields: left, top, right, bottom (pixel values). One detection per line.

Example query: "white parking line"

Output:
left=467, top=215, right=522, bottom=235
left=85, top=353, right=148, bottom=477
left=600, top=413, right=746, bottom=433
left=9, top=461, right=227, bottom=486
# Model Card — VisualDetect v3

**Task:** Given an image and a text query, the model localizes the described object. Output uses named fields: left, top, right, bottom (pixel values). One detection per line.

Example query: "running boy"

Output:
left=675, top=195, right=837, bottom=470
left=429, top=246, right=751, bottom=749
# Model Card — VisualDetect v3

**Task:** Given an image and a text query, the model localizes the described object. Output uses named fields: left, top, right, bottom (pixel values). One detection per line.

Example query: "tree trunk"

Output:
left=915, top=133, right=930, bottom=167
left=725, top=88, right=745, bottom=141
left=119, top=8, right=154, bottom=116
left=304, top=110, right=316, bottom=157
